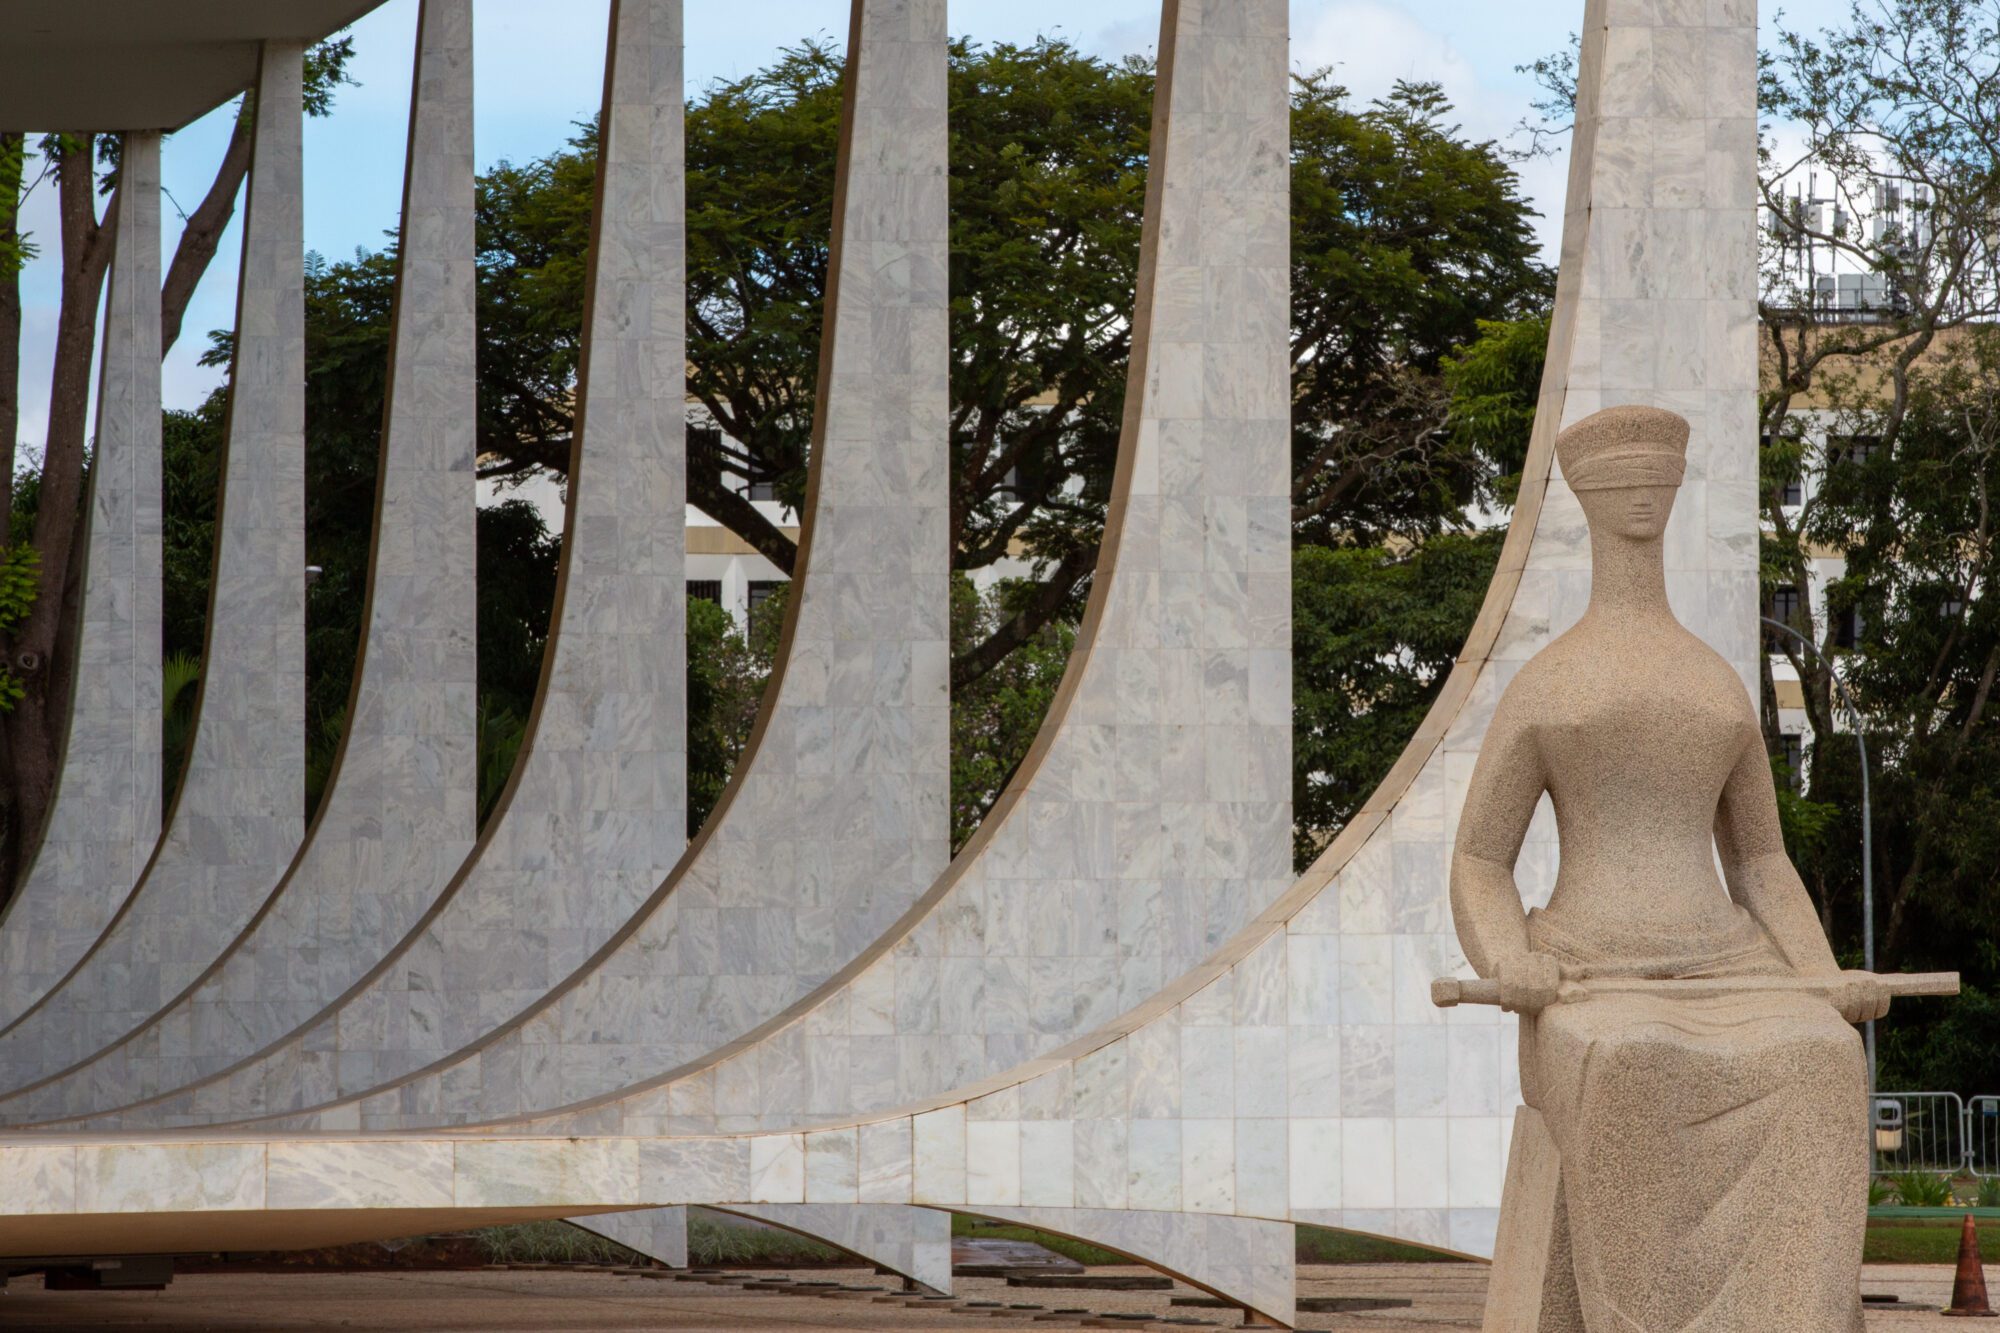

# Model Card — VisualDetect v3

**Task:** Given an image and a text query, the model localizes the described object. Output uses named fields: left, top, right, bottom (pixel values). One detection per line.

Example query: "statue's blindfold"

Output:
left=1564, top=449, right=1687, bottom=492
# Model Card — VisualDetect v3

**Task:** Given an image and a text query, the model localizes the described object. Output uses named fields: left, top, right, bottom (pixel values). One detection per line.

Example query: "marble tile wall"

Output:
left=0, top=46, right=310, bottom=1086
left=0, top=132, right=166, bottom=1028
left=0, top=0, right=479, bottom=1124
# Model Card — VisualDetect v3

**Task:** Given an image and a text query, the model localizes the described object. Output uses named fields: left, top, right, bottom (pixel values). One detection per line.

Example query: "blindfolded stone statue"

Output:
left=1448, top=405, right=1892, bottom=1331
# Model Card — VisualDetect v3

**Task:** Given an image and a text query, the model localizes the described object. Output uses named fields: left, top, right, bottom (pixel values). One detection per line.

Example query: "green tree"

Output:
left=1292, top=532, right=1503, bottom=869
left=1750, top=0, right=2000, bottom=1091
left=686, top=593, right=778, bottom=835
left=467, top=41, right=1548, bottom=691
left=1778, top=328, right=2000, bottom=1089
left=950, top=576, right=1076, bottom=850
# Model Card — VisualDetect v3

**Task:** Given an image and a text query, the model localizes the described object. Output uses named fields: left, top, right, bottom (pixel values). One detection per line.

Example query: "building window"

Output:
left=1777, top=733, right=1805, bottom=792
left=690, top=426, right=722, bottom=484
left=1782, top=476, right=1804, bottom=506
left=687, top=580, right=722, bottom=605
left=1830, top=434, right=1882, bottom=468
left=1835, top=606, right=1864, bottom=649
left=747, top=580, right=785, bottom=637
left=1765, top=587, right=1803, bottom=649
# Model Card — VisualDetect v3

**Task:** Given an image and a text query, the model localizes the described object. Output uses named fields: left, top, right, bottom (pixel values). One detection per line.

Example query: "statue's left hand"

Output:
left=1831, top=970, right=1891, bottom=1024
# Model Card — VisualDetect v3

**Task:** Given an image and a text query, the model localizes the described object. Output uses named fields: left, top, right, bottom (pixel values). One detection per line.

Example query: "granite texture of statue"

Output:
left=1448, top=405, right=1888, bottom=1331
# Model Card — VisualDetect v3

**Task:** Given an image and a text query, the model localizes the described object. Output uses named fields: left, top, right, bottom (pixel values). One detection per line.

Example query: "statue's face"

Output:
left=1580, top=483, right=1677, bottom=541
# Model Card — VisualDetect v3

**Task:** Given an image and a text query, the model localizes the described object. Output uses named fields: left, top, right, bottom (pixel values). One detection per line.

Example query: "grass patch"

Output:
left=1865, top=1216, right=2000, bottom=1265
left=952, top=1216, right=1465, bottom=1266
left=474, top=1221, right=640, bottom=1266
left=688, top=1210, right=847, bottom=1266
left=1296, top=1224, right=1469, bottom=1264
left=952, top=1215, right=1127, bottom=1265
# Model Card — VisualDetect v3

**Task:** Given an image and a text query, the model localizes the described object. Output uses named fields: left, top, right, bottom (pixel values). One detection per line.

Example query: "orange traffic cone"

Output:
left=1944, top=1212, right=1998, bottom=1317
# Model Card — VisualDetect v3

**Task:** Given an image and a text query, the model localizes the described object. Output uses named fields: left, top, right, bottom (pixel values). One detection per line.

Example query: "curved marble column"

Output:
left=0, top=46, right=309, bottom=1085
left=488, top=0, right=1292, bottom=1297
left=55, top=0, right=950, bottom=1137
left=291, top=0, right=954, bottom=1130
left=30, top=0, right=688, bottom=1129
left=0, top=131, right=165, bottom=1028
left=484, top=0, right=1293, bottom=1145
left=486, top=0, right=1296, bottom=1296
left=0, top=0, right=479, bottom=1122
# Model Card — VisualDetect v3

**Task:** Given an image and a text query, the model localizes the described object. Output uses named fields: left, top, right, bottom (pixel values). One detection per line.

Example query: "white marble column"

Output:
left=305, top=0, right=954, bottom=1128
left=0, top=44, right=308, bottom=1088
left=0, top=0, right=479, bottom=1122
left=509, top=0, right=1295, bottom=1303
left=47, top=0, right=687, bottom=1128
left=0, top=131, right=165, bottom=1028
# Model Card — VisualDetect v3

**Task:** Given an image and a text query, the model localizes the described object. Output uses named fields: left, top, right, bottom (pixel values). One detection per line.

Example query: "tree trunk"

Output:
left=0, top=133, right=20, bottom=549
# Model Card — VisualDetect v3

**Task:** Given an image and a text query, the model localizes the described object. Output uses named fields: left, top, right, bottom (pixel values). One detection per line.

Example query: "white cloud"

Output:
left=1293, top=0, right=1484, bottom=104
left=1294, top=1, right=1569, bottom=258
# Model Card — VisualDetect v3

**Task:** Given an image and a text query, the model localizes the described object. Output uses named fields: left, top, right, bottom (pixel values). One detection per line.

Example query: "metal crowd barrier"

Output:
left=1870, top=1091, right=1970, bottom=1177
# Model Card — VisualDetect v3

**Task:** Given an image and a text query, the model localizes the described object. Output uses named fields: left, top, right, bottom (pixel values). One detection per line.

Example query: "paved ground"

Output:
left=0, top=1262, right=1978, bottom=1329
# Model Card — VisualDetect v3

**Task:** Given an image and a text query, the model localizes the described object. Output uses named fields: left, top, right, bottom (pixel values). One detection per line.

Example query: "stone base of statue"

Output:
left=1436, top=971, right=1959, bottom=1332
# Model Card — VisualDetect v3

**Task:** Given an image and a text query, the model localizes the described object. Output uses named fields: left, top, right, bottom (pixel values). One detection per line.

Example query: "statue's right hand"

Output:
left=1497, top=953, right=1563, bottom=1015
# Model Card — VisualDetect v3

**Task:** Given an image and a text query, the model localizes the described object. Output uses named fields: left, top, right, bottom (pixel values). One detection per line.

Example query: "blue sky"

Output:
left=11, top=0, right=1854, bottom=449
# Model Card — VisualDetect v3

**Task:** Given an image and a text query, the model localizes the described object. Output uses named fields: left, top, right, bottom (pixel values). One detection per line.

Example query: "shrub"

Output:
left=1890, top=1170, right=1955, bottom=1207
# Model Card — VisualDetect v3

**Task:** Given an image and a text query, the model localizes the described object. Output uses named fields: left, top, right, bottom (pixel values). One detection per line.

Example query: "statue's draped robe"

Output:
left=1524, top=906, right=1868, bottom=1332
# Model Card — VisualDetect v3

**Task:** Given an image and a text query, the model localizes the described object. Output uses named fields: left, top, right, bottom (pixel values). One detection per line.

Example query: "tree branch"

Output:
left=950, top=541, right=1096, bottom=690
left=160, top=102, right=254, bottom=356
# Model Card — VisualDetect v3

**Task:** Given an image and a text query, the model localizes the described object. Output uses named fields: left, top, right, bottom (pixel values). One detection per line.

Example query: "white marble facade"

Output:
left=0, top=0, right=480, bottom=1123
left=0, top=132, right=165, bottom=1029
left=0, top=45, right=309, bottom=1081
left=0, top=0, right=1763, bottom=1324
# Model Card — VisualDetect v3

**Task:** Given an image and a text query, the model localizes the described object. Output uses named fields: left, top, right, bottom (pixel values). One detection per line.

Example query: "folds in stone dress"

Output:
left=1521, top=896, right=1866, bottom=1328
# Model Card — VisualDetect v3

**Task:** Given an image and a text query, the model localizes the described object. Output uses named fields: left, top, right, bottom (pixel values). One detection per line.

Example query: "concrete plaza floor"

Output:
left=0, top=1262, right=1977, bottom=1329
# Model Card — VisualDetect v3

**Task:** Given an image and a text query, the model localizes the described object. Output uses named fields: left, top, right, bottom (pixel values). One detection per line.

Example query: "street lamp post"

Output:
left=1760, top=615, right=1875, bottom=1094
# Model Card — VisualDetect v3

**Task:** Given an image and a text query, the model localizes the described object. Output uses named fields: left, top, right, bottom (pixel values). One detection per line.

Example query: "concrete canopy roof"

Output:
left=0, top=1, right=389, bottom=132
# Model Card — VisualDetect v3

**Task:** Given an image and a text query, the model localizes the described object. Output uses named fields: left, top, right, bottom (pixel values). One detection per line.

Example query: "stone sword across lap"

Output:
left=1431, top=970, right=1960, bottom=1009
